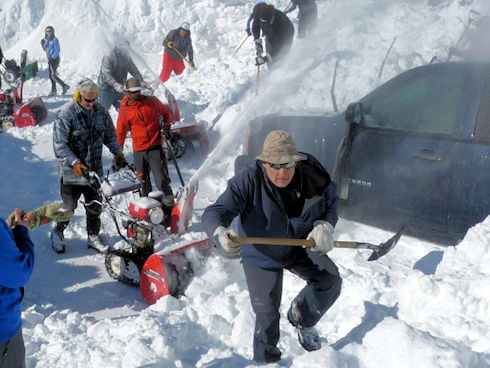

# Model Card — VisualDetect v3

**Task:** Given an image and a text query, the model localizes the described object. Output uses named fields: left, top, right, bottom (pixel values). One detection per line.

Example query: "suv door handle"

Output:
left=412, top=149, right=443, bottom=162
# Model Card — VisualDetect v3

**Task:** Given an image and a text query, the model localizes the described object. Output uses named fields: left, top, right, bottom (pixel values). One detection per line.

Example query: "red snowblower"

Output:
left=82, top=158, right=211, bottom=304
left=0, top=49, right=47, bottom=132
left=160, top=86, right=210, bottom=159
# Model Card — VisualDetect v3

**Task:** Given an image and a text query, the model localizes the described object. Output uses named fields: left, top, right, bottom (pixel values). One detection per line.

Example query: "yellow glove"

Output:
left=73, top=160, right=88, bottom=177
left=189, top=61, right=195, bottom=69
left=166, top=40, right=174, bottom=49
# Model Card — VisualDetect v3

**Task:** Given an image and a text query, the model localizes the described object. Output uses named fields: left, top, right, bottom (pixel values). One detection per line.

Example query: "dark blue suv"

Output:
left=235, top=62, right=490, bottom=244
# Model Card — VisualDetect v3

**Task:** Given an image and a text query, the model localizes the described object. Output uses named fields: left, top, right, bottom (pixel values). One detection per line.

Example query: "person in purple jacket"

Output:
left=0, top=210, right=35, bottom=368
left=41, top=26, right=70, bottom=96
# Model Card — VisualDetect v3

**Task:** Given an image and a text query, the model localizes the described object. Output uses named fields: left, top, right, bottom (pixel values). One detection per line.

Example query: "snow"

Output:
left=1, top=0, right=490, bottom=367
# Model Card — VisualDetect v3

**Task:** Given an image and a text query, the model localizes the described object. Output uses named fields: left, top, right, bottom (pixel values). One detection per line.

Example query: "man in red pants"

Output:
left=159, top=22, right=195, bottom=83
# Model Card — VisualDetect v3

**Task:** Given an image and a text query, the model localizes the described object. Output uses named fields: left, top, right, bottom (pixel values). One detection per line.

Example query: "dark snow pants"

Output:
left=133, top=145, right=173, bottom=197
left=242, top=253, right=342, bottom=363
left=0, top=329, right=26, bottom=368
left=57, top=181, right=102, bottom=236
left=48, top=57, right=66, bottom=93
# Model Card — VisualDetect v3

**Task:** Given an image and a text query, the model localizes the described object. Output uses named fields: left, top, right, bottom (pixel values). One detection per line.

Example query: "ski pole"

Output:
left=160, top=117, right=185, bottom=187
left=255, top=64, right=260, bottom=97
left=233, top=35, right=250, bottom=56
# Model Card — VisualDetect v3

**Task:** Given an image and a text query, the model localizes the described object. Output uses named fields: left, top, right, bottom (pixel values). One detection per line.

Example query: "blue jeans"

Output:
left=98, top=89, right=125, bottom=111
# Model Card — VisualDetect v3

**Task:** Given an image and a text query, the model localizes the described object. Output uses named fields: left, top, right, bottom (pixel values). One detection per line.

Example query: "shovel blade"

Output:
left=368, top=225, right=405, bottom=261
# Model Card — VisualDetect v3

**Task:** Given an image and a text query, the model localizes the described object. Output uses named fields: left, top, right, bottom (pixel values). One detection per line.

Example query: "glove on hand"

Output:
left=255, top=56, right=266, bottom=66
left=112, top=153, right=128, bottom=171
left=245, top=28, right=252, bottom=36
left=166, top=40, right=174, bottom=49
left=213, top=226, right=241, bottom=259
left=307, top=221, right=335, bottom=255
left=115, top=84, right=125, bottom=93
left=41, top=39, right=46, bottom=50
left=255, top=39, right=263, bottom=56
left=188, top=61, right=195, bottom=69
left=73, top=160, right=88, bottom=177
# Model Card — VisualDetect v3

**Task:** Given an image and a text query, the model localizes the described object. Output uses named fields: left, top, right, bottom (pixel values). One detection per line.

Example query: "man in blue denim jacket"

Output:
left=51, top=78, right=126, bottom=254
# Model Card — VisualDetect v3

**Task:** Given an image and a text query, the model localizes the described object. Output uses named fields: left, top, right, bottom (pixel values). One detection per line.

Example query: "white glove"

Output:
left=306, top=221, right=335, bottom=255
left=115, top=84, right=125, bottom=93
left=213, top=226, right=241, bottom=259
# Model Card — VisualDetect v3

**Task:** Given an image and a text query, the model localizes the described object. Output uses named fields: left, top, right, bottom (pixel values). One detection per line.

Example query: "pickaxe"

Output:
left=230, top=226, right=404, bottom=262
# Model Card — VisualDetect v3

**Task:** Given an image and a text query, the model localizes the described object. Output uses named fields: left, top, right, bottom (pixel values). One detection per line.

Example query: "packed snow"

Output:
left=1, top=0, right=490, bottom=367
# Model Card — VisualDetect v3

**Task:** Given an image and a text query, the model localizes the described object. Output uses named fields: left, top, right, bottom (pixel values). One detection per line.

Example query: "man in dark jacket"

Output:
left=40, top=25, right=70, bottom=96
left=97, top=40, right=148, bottom=111
left=0, top=210, right=34, bottom=368
left=159, top=22, right=195, bottom=83
left=285, top=0, right=318, bottom=39
left=252, top=4, right=295, bottom=66
left=202, top=130, right=342, bottom=363
left=52, top=78, right=127, bottom=254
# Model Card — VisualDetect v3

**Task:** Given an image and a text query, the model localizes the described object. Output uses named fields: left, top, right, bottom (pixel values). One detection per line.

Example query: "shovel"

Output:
left=230, top=226, right=404, bottom=261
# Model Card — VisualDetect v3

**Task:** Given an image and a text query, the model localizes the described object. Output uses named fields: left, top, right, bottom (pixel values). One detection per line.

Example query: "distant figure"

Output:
left=52, top=78, right=127, bottom=254
left=285, top=0, right=318, bottom=39
left=252, top=4, right=295, bottom=66
left=449, top=16, right=490, bottom=61
left=159, top=22, right=195, bottom=84
left=0, top=210, right=34, bottom=368
left=97, top=40, right=148, bottom=111
left=116, top=78, right=174, bottom=223
left=40, top=26, right=70, bottom=96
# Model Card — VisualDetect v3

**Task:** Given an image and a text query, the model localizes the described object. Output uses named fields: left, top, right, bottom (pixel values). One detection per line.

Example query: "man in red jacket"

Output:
left=116, top=78, right=174, bottom=214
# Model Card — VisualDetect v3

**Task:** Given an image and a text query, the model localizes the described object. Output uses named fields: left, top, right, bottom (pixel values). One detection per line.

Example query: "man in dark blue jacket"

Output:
left=252, top=4, right=295, bottom=66
left=202, top=130, right=342, bottom=363
left=0, top=210, right=34, bottom=368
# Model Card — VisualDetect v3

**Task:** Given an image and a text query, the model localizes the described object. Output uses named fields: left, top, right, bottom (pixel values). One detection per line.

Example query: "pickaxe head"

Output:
left=367, top=225, right=405, bottom=261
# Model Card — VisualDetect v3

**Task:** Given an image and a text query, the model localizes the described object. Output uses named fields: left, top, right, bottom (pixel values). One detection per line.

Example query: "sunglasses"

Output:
left=81, top=95, right=97, bottom=103
left=267, top=162, right=296, bottom=170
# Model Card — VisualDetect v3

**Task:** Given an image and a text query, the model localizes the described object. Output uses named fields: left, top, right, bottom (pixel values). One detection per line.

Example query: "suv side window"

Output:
left=475, top=76, right=490, bottom=142
left=367, top=73, right=466, bottom=135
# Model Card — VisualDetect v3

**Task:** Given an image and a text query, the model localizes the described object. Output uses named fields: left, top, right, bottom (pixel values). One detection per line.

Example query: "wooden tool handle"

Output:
left=230, top=235, right=314, bottom=247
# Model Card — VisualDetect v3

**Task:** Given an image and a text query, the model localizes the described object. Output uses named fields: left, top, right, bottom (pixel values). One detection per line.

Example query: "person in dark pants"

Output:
left=252, top=4, right=295, bottom=66
left=202, top=130, right=342, bottom=363
left=41, top=26, right=70, bottom=96
left=0, top=210, right=34, bottom=368
left=116, top=78, right=174, bottom=220
left=52, top=78, right=127, bottom=254
left=285, top=0, right=318, bottom=39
